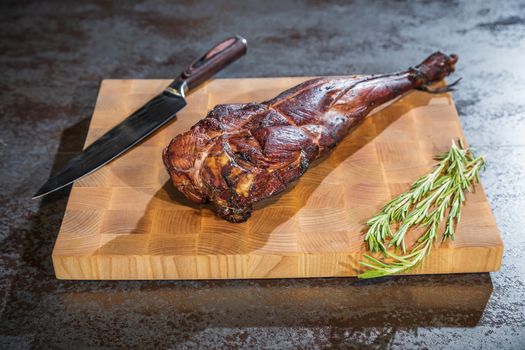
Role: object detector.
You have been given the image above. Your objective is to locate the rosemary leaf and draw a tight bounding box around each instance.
[358,139,486,279]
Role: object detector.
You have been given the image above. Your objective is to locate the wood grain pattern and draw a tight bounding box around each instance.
[52,78,503,280]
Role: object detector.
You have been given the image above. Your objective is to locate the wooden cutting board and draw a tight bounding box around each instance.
[52,77,503,280]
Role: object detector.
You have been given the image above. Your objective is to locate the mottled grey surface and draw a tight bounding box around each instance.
[1,0,524,349]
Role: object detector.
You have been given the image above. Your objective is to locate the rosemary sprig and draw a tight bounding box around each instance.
[358,139,486,279]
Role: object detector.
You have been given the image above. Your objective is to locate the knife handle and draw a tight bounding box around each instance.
[172,35,247,92]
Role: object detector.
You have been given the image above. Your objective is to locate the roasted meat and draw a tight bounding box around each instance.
[163,52,458,222]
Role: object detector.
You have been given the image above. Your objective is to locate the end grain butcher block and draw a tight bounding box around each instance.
[52,77,503,280]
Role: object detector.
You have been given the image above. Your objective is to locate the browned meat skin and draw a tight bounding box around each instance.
[163,52,458,222]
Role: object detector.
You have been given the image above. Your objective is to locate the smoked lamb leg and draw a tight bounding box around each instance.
[163,52,458,222]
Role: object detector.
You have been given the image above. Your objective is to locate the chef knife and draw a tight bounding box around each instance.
[33,35,247,199]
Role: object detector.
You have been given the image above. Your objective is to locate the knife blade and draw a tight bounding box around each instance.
[33,35,247,199]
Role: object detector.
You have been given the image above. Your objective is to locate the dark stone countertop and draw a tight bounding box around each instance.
[1,1,524,349]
